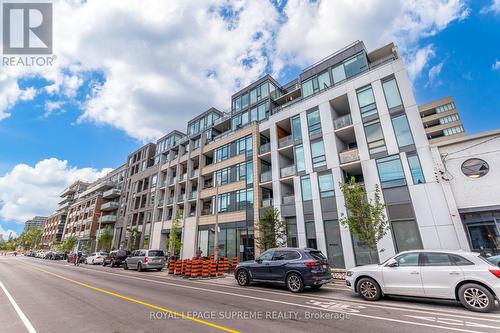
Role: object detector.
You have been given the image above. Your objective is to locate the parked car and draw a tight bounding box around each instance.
[345,250,500,313]
[234,247,332,293]
[124,249,165,271]
[486,255,500,267]
[85,252,108,265]
[103,250,130,267]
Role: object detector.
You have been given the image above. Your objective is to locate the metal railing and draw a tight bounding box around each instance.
[334,114,353,130]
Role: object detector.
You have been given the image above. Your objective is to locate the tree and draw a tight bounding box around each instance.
[339,176,389,264]
[60,236,77,253]
[126,227,141,251]
[167,209,183,258]
[97,226,113,252]
[255,208,287,251]
[19,227,44,250]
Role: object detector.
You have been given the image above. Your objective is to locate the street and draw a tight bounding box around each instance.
[0,256,499,333]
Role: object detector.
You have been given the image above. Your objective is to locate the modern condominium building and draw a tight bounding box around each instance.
[23,216,48,232]
[419,96,465,144]
[41,212,67,248]
[140,41,468,268]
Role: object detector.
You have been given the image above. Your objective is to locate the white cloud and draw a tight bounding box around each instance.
[0,0,470,140]
[0,225,18,240]
[0,158,112,224]
[43,101,65,118]
[481,0,500,14]
[427,61,444,85]
[492,60,500,71]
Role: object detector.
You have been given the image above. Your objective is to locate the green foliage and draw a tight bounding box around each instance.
[339,177,388,263]
[17,227,43,250]
[97,226,113,252]
[167,209,183,257]
[126,227,142,251]
[255,207,287,251]
[60,236,77,253]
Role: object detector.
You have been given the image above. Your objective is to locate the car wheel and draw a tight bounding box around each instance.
[236,269,250,286]
[357,277,382,301]
[110,260,115,268]
[310,285,322,290]
[157,268,162,271]
[458,283,495,313]
[286,273,304,293]
[123,262,128,270]
[137,262,143,272]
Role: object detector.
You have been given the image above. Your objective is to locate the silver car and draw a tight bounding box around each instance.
[124,249,165,272]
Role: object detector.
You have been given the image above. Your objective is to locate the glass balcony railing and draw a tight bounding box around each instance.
[282,195,295,205]
[191,169,199,178]
[167,197,174,205]
[201,208,213,216]
[189,191,198,199]
[98,215,117,224]
[157,200,164,208]
[278,135,293,148]
[334,114,353,130]
[339,148,360,164]
[261,198,273,208]
[100,201,119,211]
[260,170,272,182]
[280,165,296,178]
[259,142,271,154]
[178,194,185,202]
[102,188,121,199]
[169,177,176,185]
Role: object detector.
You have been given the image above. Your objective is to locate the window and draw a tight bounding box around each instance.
[317,71,331,90]
[192,138,200,150]
[301,175,313,201]
[318,173,335,198]
[307,109,322,136]
[301,78,314,98]
[382,78,403,110]
[286,218,297,247]
[295,145,306,172]
[364,119,386,154]
[391,220,423,252]
[422,253,452,266]
[241,93,249,110]
[394,253,419,267]
[332,63,346,84]
[258,250,274,261]
[301,71,331,98]
[215,144,230,162]
[435,102,455,113]
[305,221,317,249]
[439,114,459,124]
[407,153,425,184]
[292,115,302,142]
[310,140,327,168]
[461,158,489,178]
[376,155,406,188]
[449,254,474,266]
[233,96,241,113]
[443,125,464,136]
[273,250,300,260]
[356,85,378,118]
[343,53,367,78]
[392,114,414,148]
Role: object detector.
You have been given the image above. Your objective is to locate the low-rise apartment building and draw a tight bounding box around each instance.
[419,96,465,144]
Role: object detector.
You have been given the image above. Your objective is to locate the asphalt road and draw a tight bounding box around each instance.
[1,256,500,333]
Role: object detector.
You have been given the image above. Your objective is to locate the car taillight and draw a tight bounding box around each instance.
[144,257,149,263]
[304,261,321,267]
[96,256,101,259]
[489,269,500,278]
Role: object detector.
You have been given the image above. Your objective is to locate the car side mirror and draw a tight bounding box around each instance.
[255,258,263,263]
[387,259,399,267]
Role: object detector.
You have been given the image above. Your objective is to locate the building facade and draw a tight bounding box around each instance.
[24,216,48,232]
[431,129,500,257]
[419,96,465,144]
[41,212,67,248]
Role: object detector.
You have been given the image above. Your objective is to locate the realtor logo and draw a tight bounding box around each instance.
[2,2,53,54]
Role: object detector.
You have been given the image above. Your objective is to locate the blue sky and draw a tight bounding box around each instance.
[0,0,499,238]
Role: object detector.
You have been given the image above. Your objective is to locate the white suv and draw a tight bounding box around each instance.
[346,250,500,312]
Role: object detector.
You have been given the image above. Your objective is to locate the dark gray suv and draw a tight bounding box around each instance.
[235,247,332,292]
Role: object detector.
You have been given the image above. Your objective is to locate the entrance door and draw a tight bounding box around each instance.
[324,220,345,268]
[467,222,500,256]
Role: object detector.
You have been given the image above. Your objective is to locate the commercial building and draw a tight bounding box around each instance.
[23,216,48,232]
[431,129,500,256]
[419,96,465,144]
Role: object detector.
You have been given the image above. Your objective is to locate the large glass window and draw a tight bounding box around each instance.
[392,114,414,148]
[407,153,425,185]
[317,71,331,90]
[332,63,346,84]
[286,218,298,247]
[241,93,249,110]
[356,85,378,118]
[292,115,302,142]
[382,78,403,110]
[307,109,322,136]
[392,220,423,252]
[364,119,386,155]
[305,220,317,249]
[295,145,306,172]
[300,175,313,201]
[310,139,327,168]
[376,155,406,188]
[301,71,330,98]
[344,53,367,78]
[318,173,335,198]
[301,79,314,98]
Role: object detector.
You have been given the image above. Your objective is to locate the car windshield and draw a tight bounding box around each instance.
[148,251,164,257]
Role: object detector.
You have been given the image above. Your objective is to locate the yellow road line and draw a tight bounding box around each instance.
[26,264,240,333]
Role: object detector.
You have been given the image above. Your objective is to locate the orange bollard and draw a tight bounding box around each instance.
[231,257,238,272]
[175,260,182,276]
[202,259,209,278]
[168,259,175,274]
[209,259,217,277]
[185,259,192,277]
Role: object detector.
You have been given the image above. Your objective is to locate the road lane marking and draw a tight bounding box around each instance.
[406,316,500,329]
[28,266,239,333]
[0,281,38,333]
[21,262,488,333]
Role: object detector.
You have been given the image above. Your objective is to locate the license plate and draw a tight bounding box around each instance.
[322,265,328,269]
[153,259,161,262]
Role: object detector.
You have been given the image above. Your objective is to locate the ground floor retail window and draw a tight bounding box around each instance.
[352,234,379,265]
[286,217,298,247]
[463,217,500,256]
[305,220,317,249]
[391,219,423,252]
[197,223,254,261]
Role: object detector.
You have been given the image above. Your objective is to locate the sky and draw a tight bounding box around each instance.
[0,0,499,238]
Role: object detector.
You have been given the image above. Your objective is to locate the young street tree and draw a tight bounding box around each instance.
[60,236,77,253]
[19,227,44,250]
[97,226,113,252]
[339,176,389,264]
[126,227,141,251]
[167,209,183,258]
[255,207,287,251]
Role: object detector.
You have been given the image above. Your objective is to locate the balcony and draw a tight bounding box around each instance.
[102,188,121,199]
[189,191,198,200]
[179,174,187,182]
[280,165,296,178]
[282,195,295,205]
[339,148,360,164]
[278,135,293,148]
[259,142,271,155]
[159,180,167,188]
[167,197,174,205]
[260,170,272,183]
[261,198,273,208]
[157,200,164,208]
[168,177,176,185]
[190,169,199,178]
[100,201,119,211]
[201,208,213,216]
[99,214,117,224]
[178,193,185,202]
[334,114,353,130]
